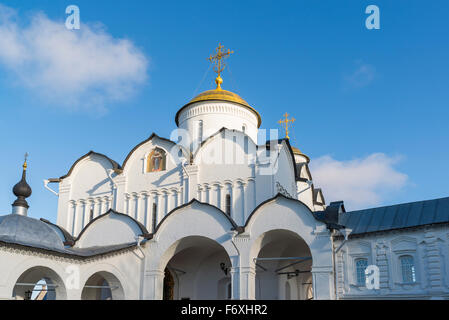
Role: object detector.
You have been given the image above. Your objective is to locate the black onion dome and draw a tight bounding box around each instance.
[12,164,32,209]
[13,170,32,198]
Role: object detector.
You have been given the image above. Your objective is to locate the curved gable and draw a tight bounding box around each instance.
[244,194,327,245]
[153,199,240,237]
[122,133,188,172]
[193,127,257,163]
[75,209,150,248]
[59,151,122,181]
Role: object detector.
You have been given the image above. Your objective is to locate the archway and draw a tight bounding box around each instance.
[161,236,232,300]
[12,266,67,300]
[81,271,124,300]
[252,229,313,300]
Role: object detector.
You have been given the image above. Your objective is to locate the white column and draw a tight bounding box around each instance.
[202,185,209,203]
[237,266,256,300]
[197,185,203,202]
[142,193,149,227]
[83,200,91,228]
[173,189,179,209]
[74,201,83,236]
[68,200,76,236]
[152,192,160,227]
[115,176,127,212]
[137,193,145,223]
[130,193,138,219]
[311,266,334,300]
[162,191,168,217]
[143,270,165,300]
[233,182,244,225]
[211,184,220,208]
[245,179,256,220]
[219,184,226,212]
[185,165,199,202]
[93,198,101,218]
[124,194,130,215]
[225,183,233,216]
[135,194,141,221]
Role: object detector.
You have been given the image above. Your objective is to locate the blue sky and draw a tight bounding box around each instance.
[0,0,448,222]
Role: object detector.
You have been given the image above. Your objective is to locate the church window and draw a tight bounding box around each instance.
[355,258,368,286]
[242,124,246,133]
[225,194,231,216]
[152,203,157,232]
[147,148,166,172]
[226,282,232,300]
[400,255,416,283]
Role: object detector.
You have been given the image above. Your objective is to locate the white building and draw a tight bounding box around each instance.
[1,54,448,300]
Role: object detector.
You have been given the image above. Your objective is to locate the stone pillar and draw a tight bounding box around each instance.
[185,165,199,202]
[143,270,165,300]
[56,184,71,228]
[423,229,444,294]
[115,176,127,212]
[375,241,390,293]
[311,266,334,300]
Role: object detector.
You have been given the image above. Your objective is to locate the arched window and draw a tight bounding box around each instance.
[400,255,416,283]
[225,194,231,216]
[147,148,166,172]
[355,258,368,286]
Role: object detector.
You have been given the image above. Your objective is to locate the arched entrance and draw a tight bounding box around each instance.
[161,236,232,300]
[81,271,124,300]
[12,266,67,300]
[252,229,313,300]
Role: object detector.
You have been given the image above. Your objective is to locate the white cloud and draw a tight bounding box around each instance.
[0,4,148,113]
[344,61,376,88]
[310,153,408,210]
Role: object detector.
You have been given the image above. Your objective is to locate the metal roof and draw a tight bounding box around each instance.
[0,214,140,258]
[340,197,449,235]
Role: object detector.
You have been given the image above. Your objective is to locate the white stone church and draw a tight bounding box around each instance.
[1,47,448,300]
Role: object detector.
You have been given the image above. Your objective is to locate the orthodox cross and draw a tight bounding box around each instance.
[208,44,233,89]
[278,113,296,140]
[23,152,29,170]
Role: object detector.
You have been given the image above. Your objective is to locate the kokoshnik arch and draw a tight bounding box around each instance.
[1,45,449,300]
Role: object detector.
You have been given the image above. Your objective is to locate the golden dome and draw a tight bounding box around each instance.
[292,146,302,155]
[292,146,310,163]
[175,85,262,128]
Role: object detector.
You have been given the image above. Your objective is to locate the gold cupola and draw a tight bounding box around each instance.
[175,44,261,128]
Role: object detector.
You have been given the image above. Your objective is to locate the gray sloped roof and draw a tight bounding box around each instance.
[0,214,139,258]
[0,214,65,251]
[340,197,449,235]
